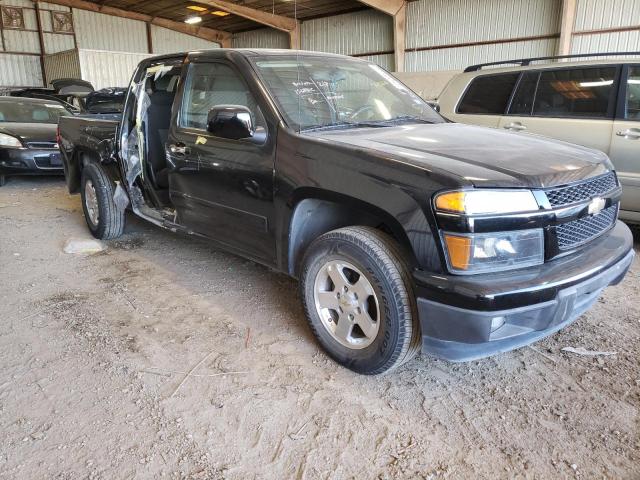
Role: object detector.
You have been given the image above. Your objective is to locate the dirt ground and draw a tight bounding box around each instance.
[1,177,639,480]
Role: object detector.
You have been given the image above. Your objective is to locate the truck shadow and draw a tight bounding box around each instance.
[110,211,312,343]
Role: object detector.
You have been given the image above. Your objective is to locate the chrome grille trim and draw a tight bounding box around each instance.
[545,172,617,207]
[556,205,618,250]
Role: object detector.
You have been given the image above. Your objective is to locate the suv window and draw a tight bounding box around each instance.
[626,65,640,120]
[509,72,538,116]
[533,67,616,118]
[179,62,264,130]
[457,73,519,114]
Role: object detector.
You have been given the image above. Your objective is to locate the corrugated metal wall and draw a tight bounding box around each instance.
[571,0,640,55]
[0,53,42,86]
[43,48,80,86]
[407,38,559,71]
[1,0,39,53]
[575,0,640,30]
[39,3,74,54]
[0,0,227,87]
[407,0,559,47]
[301,9,393,69]
[72,8,147,53]
[0,0,41,85]
[2,1,640,87]
[151,25,220,54]
[229,11,394,68]
[406,0,561,71]
[229,1,564,72]
[78,49,151,89]
[43,48,150,89]
[233,28,289,49]
[572,30,640,55]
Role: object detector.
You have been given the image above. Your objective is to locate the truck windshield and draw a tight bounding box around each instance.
[252,55,443,131]
[0,100,72,123]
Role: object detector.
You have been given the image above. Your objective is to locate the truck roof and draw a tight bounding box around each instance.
[141,48,360,65]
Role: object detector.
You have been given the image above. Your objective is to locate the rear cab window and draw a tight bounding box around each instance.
[457,73,519,114]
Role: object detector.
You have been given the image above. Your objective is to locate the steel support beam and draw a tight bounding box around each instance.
[195,0,299,49]
[43,0,232,46]
[558,0,577,56]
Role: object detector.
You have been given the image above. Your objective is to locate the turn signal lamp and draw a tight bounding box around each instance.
[435,190,539,215]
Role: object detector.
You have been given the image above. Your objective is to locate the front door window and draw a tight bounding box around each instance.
[179,62,265,135]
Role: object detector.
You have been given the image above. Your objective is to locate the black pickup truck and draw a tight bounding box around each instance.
[58,49,634,374]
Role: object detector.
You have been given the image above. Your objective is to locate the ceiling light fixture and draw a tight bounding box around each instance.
[185,15,203,24]
[211,10,230,16]
[187,5,207,12]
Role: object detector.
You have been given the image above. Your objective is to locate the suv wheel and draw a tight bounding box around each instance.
[0,175,6,187]
[80,162,124,239]
[300,226,421,374]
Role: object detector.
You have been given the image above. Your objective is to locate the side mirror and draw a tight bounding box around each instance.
[426,100,440,113]
[206,105,255,140]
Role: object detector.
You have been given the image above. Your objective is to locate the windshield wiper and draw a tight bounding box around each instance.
[381,115,436,124]
[301,121,393,132]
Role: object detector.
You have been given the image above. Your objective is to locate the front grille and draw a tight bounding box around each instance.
[556,205,617,250]
[34,153,62,169]
[545,172,617,207]
[27,141,57,149]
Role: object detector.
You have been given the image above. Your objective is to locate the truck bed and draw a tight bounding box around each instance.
[58,112,122,193]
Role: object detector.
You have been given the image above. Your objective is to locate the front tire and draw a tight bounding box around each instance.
[0,175,6,187]
[300,226,421,375]
[80,162,124,239]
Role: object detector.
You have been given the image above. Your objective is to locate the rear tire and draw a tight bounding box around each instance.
[300,226,421,375]
[80,162,124,239]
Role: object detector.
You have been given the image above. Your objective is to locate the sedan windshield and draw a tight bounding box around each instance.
[0,101,72,123]
[252,55,443,131]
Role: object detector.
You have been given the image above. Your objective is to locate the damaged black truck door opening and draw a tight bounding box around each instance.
[58,49,634,375]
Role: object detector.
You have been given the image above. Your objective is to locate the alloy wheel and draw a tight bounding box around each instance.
[313,260,380,349]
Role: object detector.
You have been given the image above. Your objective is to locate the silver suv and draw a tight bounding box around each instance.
[438,53,640,223]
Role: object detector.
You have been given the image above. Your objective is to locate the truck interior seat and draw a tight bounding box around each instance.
[145,85,175,189]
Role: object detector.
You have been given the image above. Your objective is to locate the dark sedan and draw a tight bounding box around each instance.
[0,97,74,186]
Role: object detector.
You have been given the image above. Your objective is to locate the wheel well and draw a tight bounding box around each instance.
[66,149,88,194]
[68,150,116,194]
[287,197,417,277]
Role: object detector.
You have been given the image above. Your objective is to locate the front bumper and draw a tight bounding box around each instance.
[414,221,635,362]
[0,147,64,175]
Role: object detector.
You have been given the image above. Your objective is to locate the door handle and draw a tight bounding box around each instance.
[503,122,527,131]
[169,143,190,155]
[616,129,640,139]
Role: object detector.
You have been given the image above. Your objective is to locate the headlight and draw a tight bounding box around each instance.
[0,133,23,148]
[435,190,539,215]
[442,229,544,274]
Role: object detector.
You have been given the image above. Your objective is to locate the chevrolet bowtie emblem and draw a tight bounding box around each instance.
[588,197,606,215]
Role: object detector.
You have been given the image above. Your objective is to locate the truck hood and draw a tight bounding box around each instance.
[307,122,611,188]
[0,123,57,144]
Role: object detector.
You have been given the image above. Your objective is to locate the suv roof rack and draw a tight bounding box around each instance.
[463,51,640,72]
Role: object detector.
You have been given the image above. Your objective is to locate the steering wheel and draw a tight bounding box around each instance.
[348,104,375,120]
